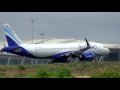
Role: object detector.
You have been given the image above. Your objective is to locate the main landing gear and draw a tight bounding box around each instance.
[48,58,70,64]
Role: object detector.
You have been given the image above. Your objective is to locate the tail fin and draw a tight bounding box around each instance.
[3,24,22,46]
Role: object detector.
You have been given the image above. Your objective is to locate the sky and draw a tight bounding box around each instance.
[0,12,120,44]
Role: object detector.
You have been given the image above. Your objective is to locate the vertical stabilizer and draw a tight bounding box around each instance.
[3,24,22,46]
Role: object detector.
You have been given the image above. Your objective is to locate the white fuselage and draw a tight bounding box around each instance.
[21,42,110,58]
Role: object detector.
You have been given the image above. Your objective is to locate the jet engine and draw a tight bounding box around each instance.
[78,51,95,61]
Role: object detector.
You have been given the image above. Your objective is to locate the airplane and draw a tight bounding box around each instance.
[0,24,110,63]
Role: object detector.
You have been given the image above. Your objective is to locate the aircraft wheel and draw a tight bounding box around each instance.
[48,60,55,64]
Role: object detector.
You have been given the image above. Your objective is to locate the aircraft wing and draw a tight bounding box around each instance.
[61,38,91,57]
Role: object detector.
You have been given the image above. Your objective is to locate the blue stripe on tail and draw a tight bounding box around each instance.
[6,35,18,46]
[3,25,21,46]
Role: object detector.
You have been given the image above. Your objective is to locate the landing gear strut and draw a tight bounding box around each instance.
[48,59,55,64]
[78,55,84,61]
[48,58,71,64]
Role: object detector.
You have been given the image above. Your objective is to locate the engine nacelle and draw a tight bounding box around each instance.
[79,51,95,61]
